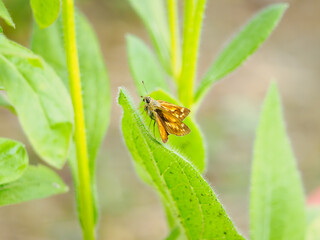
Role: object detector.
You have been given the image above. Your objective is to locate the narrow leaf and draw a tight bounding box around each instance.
[0,35,74,169]
[128,0,171,73]
[146,89,206,172]
[0,37,42,61]
[0,138,28,185]
[31,12,111,224]
[165,227,181,240]
[30,0,60,29]
[119,88,244,240]
[0,165,68,206]
[195,3,288,103]
[31,13,111,168]
[0,0,15,28]
[30,16,68,85]
[250,83,305,240]
[127,35,169,96]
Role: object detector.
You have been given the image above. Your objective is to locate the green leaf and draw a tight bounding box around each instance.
[195,3,288,103]
[31,12,111,225]
[146,89,206,172]
[118,88,244,240]
[0,165,68,206]
[250,83,305,240]
[30,0,60,29]
[0,0,15,28]
[0,35,74,169]
[0,138,28,185]
[127,34,169,96]
[128,0,171,74]
[0,92,15,113]
[165,227,181,240]
[30,16,68,85]
[0,37,42,61]
[31,13,111,166]
[307,206,320,240]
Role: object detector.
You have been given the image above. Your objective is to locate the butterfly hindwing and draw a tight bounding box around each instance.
[155,111,168,143]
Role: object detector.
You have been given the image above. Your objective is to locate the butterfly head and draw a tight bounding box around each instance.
[142,96,151,104]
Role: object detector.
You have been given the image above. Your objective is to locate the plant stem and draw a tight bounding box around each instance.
[179,0,194,107]
[167,0,181,82]
[61,0,95,239]
[179,0,206,108]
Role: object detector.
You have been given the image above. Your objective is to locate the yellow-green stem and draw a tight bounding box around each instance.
[167,0,181,82]
[179,0,194,107]
[179,0,206,108]
[61,0,95,239]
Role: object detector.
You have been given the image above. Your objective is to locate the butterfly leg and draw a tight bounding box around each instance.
[136,104,145,111]
[135,104,146,117]
[142,112,148,124]
[148,117,153,130]
[153,120,156,138]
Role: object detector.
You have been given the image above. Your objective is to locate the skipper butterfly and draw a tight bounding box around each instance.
[142,96,191,143]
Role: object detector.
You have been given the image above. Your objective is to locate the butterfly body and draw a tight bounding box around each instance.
[142,96,191,143]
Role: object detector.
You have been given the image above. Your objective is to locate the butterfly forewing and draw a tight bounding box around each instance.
[157,100,190,121]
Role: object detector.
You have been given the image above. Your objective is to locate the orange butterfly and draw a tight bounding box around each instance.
[142,96,191,143]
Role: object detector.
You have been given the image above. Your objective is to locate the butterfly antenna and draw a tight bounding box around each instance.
[142,81,149,95]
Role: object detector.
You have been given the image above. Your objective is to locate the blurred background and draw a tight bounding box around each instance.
[0,0,319,239]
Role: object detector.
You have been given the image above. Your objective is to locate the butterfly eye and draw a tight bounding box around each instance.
[146,98,150,104]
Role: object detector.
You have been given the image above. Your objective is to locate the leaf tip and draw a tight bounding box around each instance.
[266,81,280,100]
[52,181,69,193]
[8,21,16,29]
[118,86,123,97]
[125,33,135,42]
[267,2,290,16]
[117,87,127,106]
[276,2,290,11]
